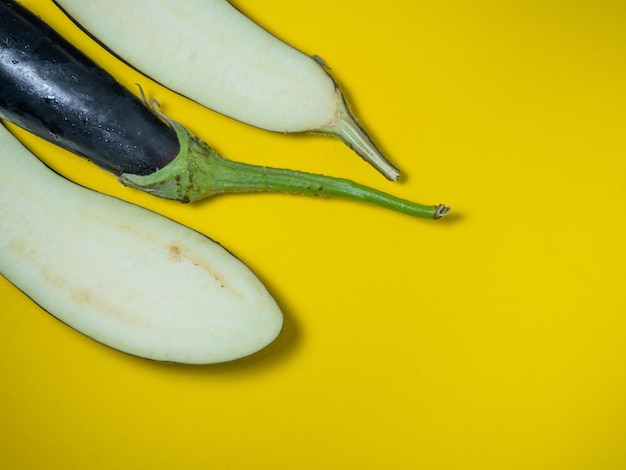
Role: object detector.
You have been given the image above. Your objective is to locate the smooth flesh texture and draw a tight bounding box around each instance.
[54,0,401,180]
[0,0,180,176]
[55,0,338,130]
[0,123,283,364]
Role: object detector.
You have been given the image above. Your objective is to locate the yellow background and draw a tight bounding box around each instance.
[2,0,625,468]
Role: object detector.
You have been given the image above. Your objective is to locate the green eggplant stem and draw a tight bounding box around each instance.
[210,158,448,219]
[120,117,449,220]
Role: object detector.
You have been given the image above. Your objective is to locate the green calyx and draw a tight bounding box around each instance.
[119,118,220,203]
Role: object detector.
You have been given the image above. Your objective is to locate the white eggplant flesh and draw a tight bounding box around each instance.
[0,124,283,364]
[53,0,401,181]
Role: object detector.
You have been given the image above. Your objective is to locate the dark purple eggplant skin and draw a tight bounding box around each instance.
[0,0,180,176]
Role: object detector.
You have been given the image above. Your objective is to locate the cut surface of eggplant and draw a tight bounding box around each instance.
[0,123,283,364]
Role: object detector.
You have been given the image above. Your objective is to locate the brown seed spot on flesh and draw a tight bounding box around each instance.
[74,289,93,304]
[168,245,182,261]
[8,240,27,254]
[167,244,239,294]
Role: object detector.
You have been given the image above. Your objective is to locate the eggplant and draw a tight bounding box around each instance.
[0,0,449,219]
[0,0,179,176]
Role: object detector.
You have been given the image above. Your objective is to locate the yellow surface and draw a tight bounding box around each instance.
[2,0,625,468]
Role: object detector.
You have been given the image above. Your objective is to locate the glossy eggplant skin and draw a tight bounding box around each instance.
[0,0,179,176]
